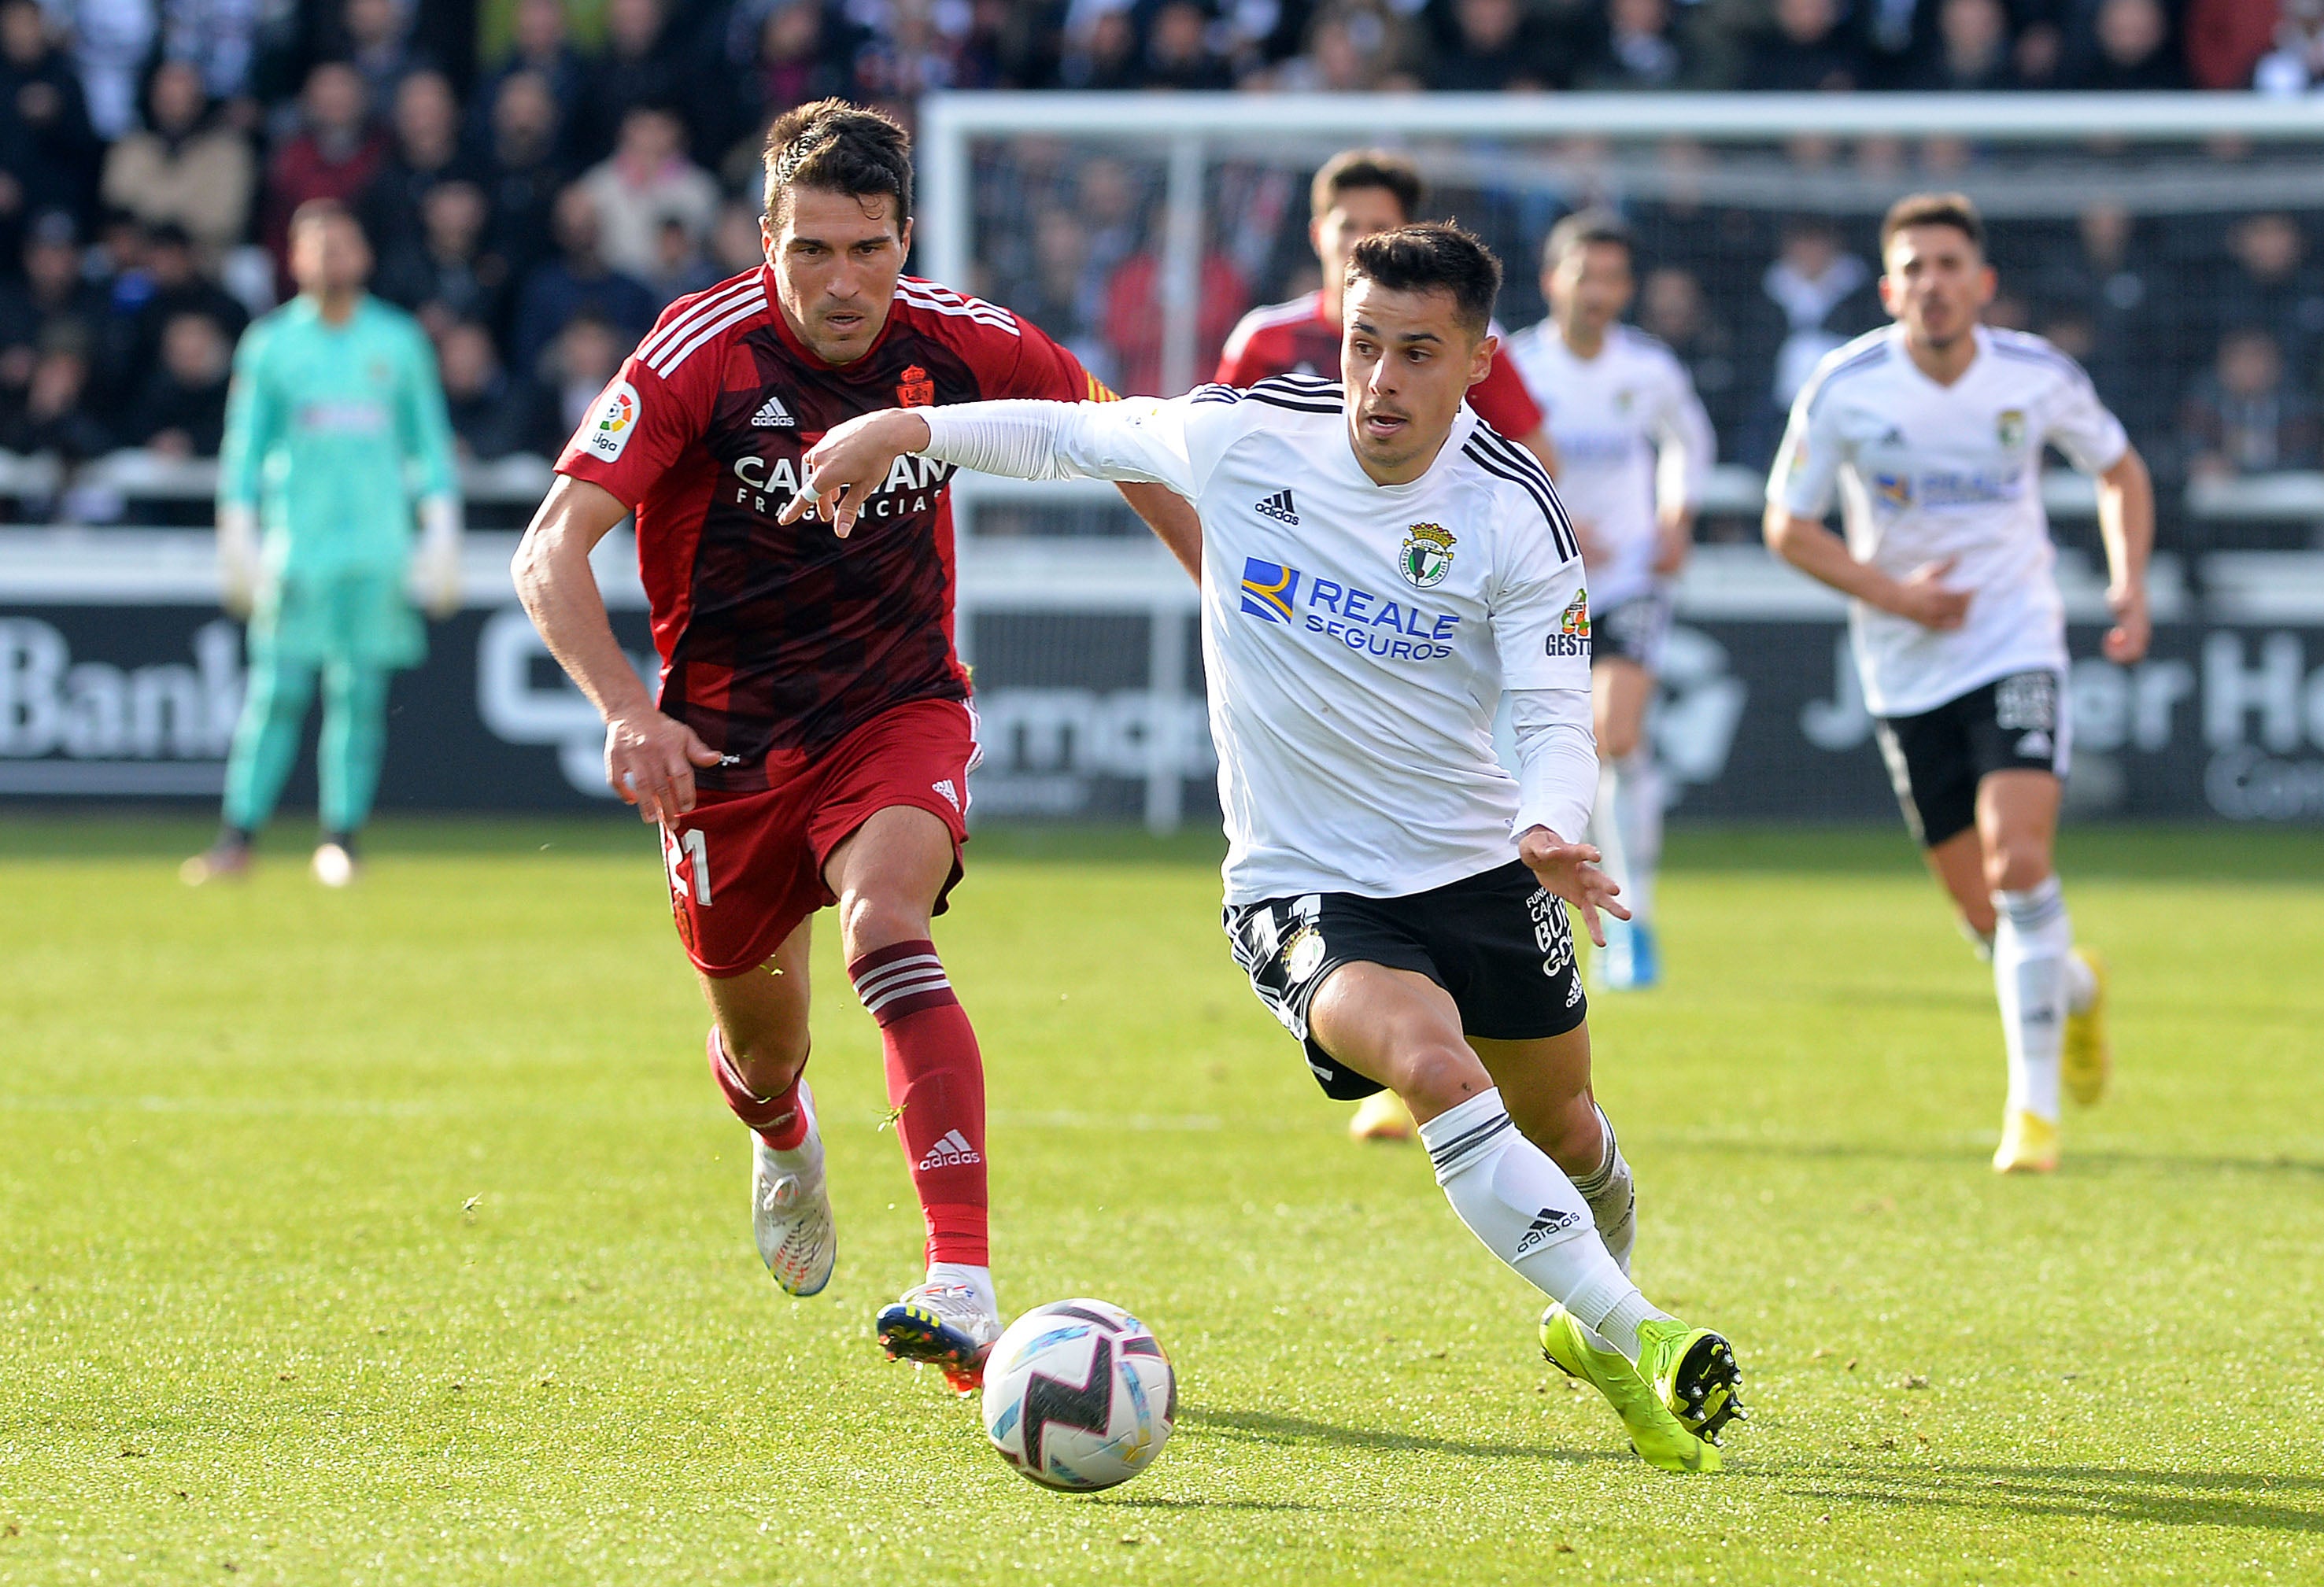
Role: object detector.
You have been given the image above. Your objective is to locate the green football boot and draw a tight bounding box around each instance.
[1539,1305,1731,1472]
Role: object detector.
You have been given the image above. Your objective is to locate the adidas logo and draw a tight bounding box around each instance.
[1254,488,1299,525]
[2016,729,2052,758]
[932,778,959,811]
[918,1128,982,1170]
[1513,1205,1579,1257]
[752,394,795,428]
[1879,426,1907,446]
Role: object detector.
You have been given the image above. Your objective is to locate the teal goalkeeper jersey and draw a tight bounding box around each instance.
[218,294,456,577]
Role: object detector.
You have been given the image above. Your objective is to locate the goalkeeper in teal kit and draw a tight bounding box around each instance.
[184,201,461,888]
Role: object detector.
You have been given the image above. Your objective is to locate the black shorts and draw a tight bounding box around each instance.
[1223,861,1588,1102]
[1592,589,1673,672]
[1873,670,2071,848]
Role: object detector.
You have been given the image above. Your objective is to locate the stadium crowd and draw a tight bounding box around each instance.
[2,0,2322,521]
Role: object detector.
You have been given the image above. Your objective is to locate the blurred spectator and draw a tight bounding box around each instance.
[110,221,248,394]
[1140,1,1236,90]
[1272,2,1417,92]
[158,0,266,105]
[645,213,721,306]
[341,0,433,111]
[2186,0,2286,89]
[1638,263,1748,442]
[511,184,656,376]
[855,0,976,106]
[376,180,510,340]
[584,0,688,162]
[124,309,231,455]
[542,312,629,440]
[66,0,157,140]
[1905,0,2023,89]
[363,69,470,255]
[1020,204,1108,371]
[2062,0,2186,89]
[1059,6,1143,90]
[0,330,114,460]
[1102,218,1247,395]
[1582,0,1694,90]
[2214,212,2324,372]
[2181,327,2319,479]
[260,63,387,276]
[481,71,567,286]
[0,212,105,397]
[2036,201,2172,427]
[2250,0,2324,93]
[710,199,767,276]
[578,105,720,283]
[476,0,589,151]
[1,0,103,229]
[733,0,856,161]
[437,317,546,459]
[1747,216,1879,459]
[1429,0,1556,91]
[1744,0,1868,91]
[100,59,256,264]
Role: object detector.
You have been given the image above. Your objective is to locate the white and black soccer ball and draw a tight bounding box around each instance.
[980,1298,1176,1492]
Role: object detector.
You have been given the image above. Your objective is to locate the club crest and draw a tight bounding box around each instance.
[1997,408,2027,449]
[1398,522,1456,589]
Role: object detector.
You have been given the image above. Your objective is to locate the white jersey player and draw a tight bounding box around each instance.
[1764,192,2156,1175]
[790,223,1745,1471]
[1506,211,1714,990]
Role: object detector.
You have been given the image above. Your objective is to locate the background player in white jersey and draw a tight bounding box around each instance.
[1764,193,2154,1174]
[1506,212,1714,991]
[790,224,1745,1471]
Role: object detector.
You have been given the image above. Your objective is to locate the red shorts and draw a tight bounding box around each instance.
[660,698,977,978]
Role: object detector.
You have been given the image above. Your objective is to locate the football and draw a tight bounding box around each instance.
[980,1298,1177,1492]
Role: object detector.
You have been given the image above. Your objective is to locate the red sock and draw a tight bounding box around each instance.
[849,939,988,1267]
[705,1028,808,1150]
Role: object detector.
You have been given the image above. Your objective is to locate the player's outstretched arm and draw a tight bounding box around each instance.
[1763,505,1971,632]
[791,398,1202,541]
[779,409,935,538]
[513,474,718,823]
[2093,445,2154,664]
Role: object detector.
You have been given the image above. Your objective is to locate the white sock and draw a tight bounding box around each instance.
[1993,877,2071,1124]
[1568,1105,1636,1277]
[1609,749,1661,925]
[2064,948,2096,1014]
[927,1260,997,1318]
[1419,1088,1668,1362]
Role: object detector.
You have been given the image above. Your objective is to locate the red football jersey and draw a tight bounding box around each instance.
[556,268,1109,789]
[1214,290,1544,440]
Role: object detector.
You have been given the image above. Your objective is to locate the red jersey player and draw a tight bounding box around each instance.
[512,100,1199,1393]
[1217,149,1559,478]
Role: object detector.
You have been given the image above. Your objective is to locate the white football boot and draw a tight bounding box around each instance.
[876,1279,1003,1395]
[751,1079,836,1296]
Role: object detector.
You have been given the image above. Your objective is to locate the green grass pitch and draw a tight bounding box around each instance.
[2,816,2321,1585]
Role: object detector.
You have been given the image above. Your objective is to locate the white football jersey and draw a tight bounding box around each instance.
[1033,375,1590,905]
[1503,322,1714,611]
[1768,324,2128,718]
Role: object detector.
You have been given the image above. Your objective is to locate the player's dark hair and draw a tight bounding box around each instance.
[1543,208,1632,271]
[1345,223,1502,338]
[763,98,912,227]
[1311,149,1423,223]
[1880,191,1984,257]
